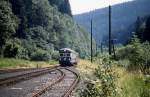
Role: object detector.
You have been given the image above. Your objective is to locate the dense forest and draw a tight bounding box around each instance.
[74,0,150,45]
[0,0,94,61]
[135,16,150,42]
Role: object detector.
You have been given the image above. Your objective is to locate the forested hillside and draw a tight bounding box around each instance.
[74,0,150,44]
[0,0,93,60]
[135,16,150,42]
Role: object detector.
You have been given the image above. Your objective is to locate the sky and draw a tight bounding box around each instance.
[69,0,134,15]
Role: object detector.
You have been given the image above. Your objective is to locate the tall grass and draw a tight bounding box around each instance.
[76,59,98,75]
[0,58,57,69]
[77,59,150,97]
[114,67,148,97]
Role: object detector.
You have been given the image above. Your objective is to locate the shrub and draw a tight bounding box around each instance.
[140,87,150,97]
[116,36,150,72]
[4,44,18,58]
[80,58,118,97]
[94,65,118,97]
[30,49,51,61]
[142,76,150,97]
[80,80,102,97]
[51,51,59,60]
[141,42,150,74]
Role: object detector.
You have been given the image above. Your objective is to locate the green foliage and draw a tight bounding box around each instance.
[116,35,150,73]
[127,35,144,70]
[78,58,149,97]
[80,80,102,97]
[30,49,51,61]
[51,51,59,60]
[0,0,19,56]
[80,59,118,97]
[3,42,18,58]
[94,62,117,97]
[141,42,150,74]
[143,16,150,42]
[0,58,30,68]
[119,75,148,97]
[0,0,94,60]
[140,85,150,97]
[135,16,150,43]
[0,58,57,68]
[48,0,72,16]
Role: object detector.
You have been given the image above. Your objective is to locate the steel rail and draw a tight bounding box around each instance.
[62,68,80,97]
[31,69,65,97]
[30,67,79,97]
[0,66,58,86]
[0,68,36,74]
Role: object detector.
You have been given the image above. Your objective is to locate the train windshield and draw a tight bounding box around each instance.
[66,53,70,56]
[60,53,63,56]
[60,53,70,57]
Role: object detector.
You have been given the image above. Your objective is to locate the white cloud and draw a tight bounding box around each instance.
[69,0,134,14]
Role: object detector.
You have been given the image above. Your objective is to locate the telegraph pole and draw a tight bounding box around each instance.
[91,19,93,63]
[109,6,112,55]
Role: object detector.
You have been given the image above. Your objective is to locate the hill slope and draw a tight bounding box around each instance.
[74,0,150,44]
[0,0,94,60]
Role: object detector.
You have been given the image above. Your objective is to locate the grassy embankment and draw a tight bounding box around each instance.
[77,59,150,97]
[0,58,58,69]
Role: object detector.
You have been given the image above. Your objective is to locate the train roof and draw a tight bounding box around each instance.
[59,48,78,54]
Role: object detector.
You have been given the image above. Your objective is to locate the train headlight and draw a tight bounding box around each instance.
[69,58,71,61]
[64,58,66,60]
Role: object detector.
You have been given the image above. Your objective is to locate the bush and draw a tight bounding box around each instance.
[4,44,18,58]
[116,45,134,60]
[116,36,150,72]
[30,49,51,61]
[141,42,150,74]
[94,64,118,97]
[80,58,118,97]
[51,51,59,60]
[140,87,150,97]
[80,80,102,97]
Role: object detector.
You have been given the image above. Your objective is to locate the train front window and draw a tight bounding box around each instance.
[67,53,70,57]
[60,53,63,56]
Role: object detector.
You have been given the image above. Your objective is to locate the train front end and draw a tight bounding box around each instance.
[59,48,78,66]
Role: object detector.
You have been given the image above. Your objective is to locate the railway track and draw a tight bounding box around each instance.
[62,68,79,97]
[0,66,79,97]
[32,67,79,97]
[0,66,58,86]
[0,68,36,74]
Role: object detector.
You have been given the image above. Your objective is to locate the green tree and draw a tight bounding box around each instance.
[0,0,19,57]
[2,0,94,59]
[143,17,150,42]
[48,0,72,16]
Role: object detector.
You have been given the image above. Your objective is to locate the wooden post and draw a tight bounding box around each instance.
[109,6,112,55]
[91,19,93,63]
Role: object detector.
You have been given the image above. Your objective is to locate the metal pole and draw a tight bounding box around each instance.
[109,6,112,55]
[91,19,93,63]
